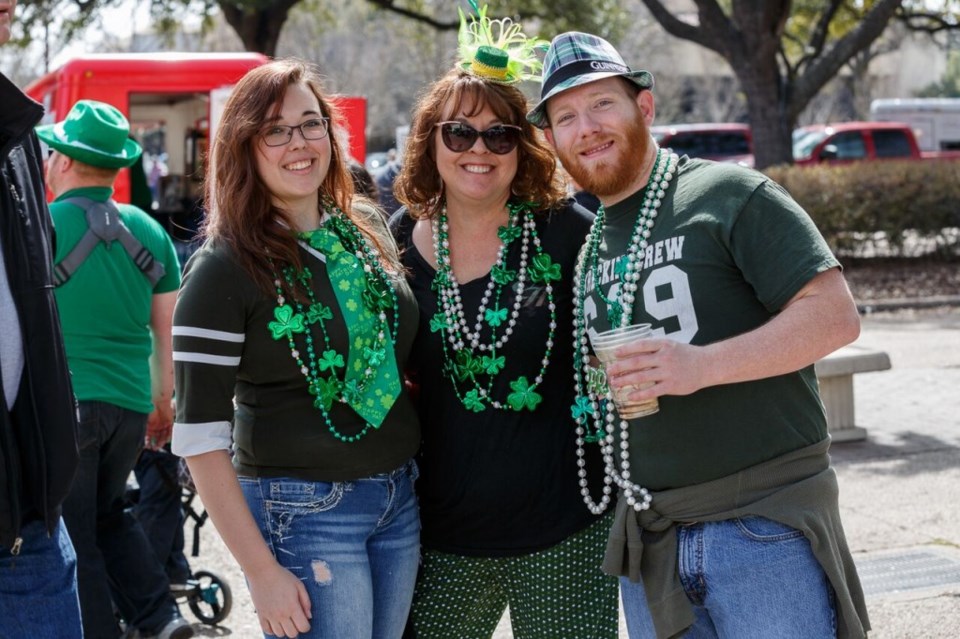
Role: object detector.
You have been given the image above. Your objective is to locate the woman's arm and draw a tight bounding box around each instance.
[186,450,313,638]
[146,291,177,449]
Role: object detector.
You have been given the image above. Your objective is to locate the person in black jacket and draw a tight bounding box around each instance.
[0,1,83,634]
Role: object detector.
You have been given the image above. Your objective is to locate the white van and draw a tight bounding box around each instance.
[870,98,960,152]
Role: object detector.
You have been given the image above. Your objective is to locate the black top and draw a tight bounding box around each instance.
[0,72,79,547]
[392,201,609,556]
[374,161,402,216]
[173,235,421,482]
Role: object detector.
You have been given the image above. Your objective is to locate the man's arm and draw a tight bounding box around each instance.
[146,290,177,448]
[607,268,861,398]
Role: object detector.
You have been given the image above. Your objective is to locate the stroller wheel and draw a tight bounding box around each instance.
[187,570,233,625]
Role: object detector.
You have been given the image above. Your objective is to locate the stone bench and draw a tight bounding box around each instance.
[815,345,892,442]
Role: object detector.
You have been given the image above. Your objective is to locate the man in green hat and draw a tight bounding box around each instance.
[1,1,83,635]
[37,100,192,639]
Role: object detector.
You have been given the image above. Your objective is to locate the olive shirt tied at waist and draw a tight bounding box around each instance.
[602,438,869,639]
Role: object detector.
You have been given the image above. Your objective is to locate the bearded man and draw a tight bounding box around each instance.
[527,32,870,639]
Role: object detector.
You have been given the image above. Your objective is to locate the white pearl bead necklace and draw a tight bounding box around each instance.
[572,148,679,514]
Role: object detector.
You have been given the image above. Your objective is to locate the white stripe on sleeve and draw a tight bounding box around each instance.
[173,326,246,342]
[172,421,233,457]
[173,352,242,366]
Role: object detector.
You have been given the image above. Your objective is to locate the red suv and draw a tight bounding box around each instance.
[650,123,754,167]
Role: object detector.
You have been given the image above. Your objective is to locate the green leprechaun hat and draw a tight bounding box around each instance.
[36,100,142,169]
[457,2,548,85]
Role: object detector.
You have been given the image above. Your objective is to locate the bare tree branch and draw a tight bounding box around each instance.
[898,10,960,33]
[640,0,718,50]
[797,0,846,70]
[363,0,458,30]
[792,0,901,115]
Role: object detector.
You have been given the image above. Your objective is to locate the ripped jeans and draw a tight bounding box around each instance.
[240,460,420,639]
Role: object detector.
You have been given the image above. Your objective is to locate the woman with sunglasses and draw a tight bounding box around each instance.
[171,59,421,638]
[389,7,617,639]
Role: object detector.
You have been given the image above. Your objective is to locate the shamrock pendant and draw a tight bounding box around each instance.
[269,305,306,340]
[507,376,542,411]
[606,301,623,328]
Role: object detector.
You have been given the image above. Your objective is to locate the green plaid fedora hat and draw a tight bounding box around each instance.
[36,100,142,169]
[526,32,654,129]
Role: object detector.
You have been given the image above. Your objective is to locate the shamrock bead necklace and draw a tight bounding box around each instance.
[429,200,561,413]
[267,206,399,443]
[570,147,679,514]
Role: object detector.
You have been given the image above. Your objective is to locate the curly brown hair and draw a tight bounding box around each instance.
[203,58,396,294]
[394,68,565,219]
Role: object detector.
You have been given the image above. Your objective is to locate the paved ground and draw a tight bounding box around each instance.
[180,306,960,638]
[829,306,960,639]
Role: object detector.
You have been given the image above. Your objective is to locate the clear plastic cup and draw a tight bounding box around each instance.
[589,323,659,419]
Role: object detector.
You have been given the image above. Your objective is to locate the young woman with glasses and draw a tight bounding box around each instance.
[170,59,421,638]
[388,8,618,638]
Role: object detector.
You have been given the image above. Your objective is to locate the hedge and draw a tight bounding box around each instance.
[763,160,960,257]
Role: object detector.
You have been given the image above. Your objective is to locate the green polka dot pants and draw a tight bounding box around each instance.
[411,513,618,638]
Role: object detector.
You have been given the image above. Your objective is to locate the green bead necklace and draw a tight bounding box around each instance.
[429,200,561,413]
[267,206,400,443]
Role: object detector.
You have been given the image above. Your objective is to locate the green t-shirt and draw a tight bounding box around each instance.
[583,158,839,490]
[52,186,181,413]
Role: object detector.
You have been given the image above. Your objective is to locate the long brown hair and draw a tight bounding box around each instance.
[203,58,397,293]
[394,68,565,219]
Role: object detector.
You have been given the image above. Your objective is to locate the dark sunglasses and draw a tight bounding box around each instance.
[435,121,522,155]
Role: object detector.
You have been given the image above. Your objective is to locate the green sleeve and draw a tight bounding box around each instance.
[730,179,839,313]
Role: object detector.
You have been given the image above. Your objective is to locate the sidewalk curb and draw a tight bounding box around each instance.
[857,295,960,314]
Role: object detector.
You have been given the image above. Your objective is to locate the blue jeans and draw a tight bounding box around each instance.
[0,518,83,638]
[61,401,178,638]
[134,448,192,584]
[240,460,421,639]
[173,239,201,271]
[621,516,837,639]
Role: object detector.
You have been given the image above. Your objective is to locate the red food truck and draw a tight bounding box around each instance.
[25,52,367,218]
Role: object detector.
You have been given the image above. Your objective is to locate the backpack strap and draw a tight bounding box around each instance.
[54,197,166,287]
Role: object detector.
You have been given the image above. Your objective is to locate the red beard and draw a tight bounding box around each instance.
[559,115,651,199]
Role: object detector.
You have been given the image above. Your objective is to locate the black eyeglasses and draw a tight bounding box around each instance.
[261,118,330,147]
[435,121,522,155]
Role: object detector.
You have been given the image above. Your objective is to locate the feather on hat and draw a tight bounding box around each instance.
[457,1,548,84]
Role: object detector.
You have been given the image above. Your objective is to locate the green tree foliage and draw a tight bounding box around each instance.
[14,0,625,58]
[10,0,126,71]
[917,50,960,97]
[11,0,122,47]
